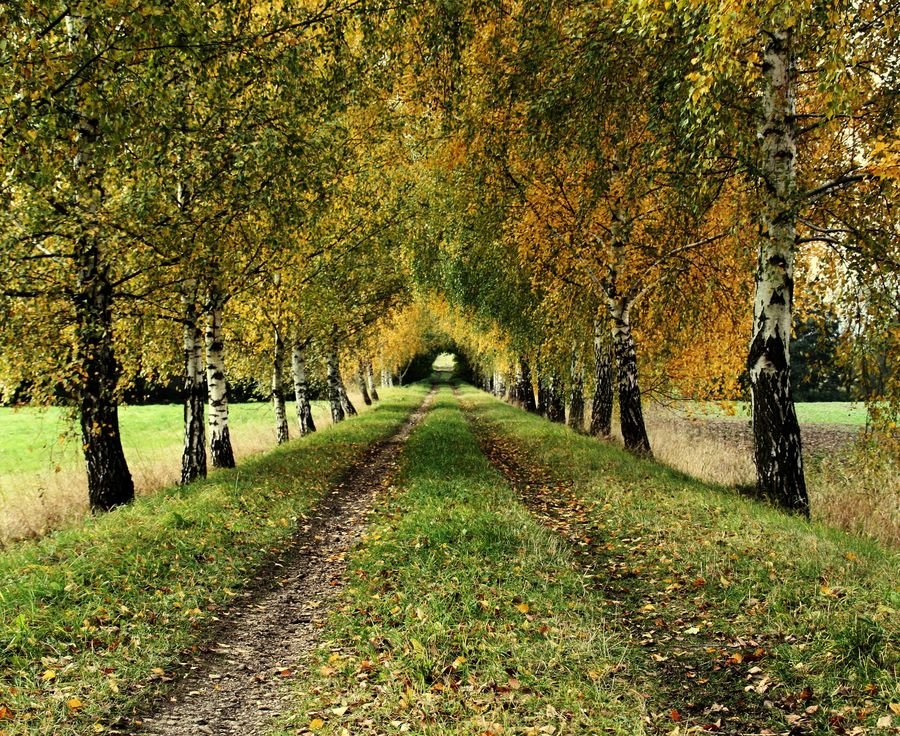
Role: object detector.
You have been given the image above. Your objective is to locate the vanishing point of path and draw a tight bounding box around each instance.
[130,389,436,736]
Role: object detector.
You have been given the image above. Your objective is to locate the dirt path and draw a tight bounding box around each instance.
[461,407,799,736]
[129,390,435,736]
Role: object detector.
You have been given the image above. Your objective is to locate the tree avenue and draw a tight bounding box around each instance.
[1,0,896,521]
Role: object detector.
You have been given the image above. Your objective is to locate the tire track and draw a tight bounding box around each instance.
[128,389,436,736]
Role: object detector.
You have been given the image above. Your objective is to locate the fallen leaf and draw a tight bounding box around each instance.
[42,669,56,681]
[67,697,84,710]
[309,717,325,730]
[515,603,529,614]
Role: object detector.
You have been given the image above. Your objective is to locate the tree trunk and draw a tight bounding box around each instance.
[326,349,346,424]
[357,363,372,405]
[567,350,585,431]
[590,317,614,437]
[180,293,206,484]
[546,374,566,423]
[493,372,506,399]
[69,56,133,511]
[508,365,522,405]
[339,374,358,417]
[205,289,235,468]
[290,340,316,435]
[518,356,537,412]
[609,300,651,454]
[536,370,548,416]
[749,27,808,515]
[75,237,135,511]
[272,328,289,445]
[366,361,380,401]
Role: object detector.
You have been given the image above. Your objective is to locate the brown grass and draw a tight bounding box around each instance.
[632,418,899,548]
[0,392,371,546]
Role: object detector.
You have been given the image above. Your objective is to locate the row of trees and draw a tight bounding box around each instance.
[1,0,896,520]
[397,0,898,516]
[0,1,419,510]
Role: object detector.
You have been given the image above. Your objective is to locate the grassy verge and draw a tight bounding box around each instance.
[0,385,426,736]
[0,393,371,544]
[461,386,899,734]
[274,388,642,735]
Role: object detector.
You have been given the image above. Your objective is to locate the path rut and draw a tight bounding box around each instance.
[129,390,435,736]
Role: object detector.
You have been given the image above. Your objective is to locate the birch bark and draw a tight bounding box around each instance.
[272,328,289,445]
[609,298,651,454]
[290,340,316,435]
[567,349,585,431]
[589,317,614,438]
[181,292,206,484]
[366,361,380,401]
[68,16,134,510]
[357,363,372,405]
[748,28,808,514]
[326,349,346,424]
[205,288,235,468]
[518,356,537,412]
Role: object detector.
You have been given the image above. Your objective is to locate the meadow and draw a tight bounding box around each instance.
[0,393,368,544]
[669,400,869,425]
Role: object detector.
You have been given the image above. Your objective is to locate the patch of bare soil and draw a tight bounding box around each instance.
[648,417,860,459]
[127,391,434,736]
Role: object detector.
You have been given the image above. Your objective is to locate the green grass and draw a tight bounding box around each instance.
[460,387,898,733]
[274,387,641,735]
[672,400,868,425]
[431,352,457,372]
[0,400,333,478]
[0,386,427,735]
[0,397,370,544]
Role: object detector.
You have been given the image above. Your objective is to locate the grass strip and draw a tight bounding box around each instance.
[459,386,899,734]
[275,387,643,736]
[0,385,427,735]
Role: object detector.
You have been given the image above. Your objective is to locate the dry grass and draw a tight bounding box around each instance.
[0,392,371,546]
[633,419,899,548]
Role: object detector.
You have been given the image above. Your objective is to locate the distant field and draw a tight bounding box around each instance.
[670,400,869,426]
[0,393,372,543]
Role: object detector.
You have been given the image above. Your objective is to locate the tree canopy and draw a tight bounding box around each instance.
[1,0,897,515]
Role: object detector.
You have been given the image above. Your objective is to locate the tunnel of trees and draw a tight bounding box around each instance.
[0,1,897,518]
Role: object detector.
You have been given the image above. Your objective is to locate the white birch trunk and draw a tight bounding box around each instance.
[357,361,372,405]
[326,349,346,424]
[181,290,206,484]
[290,339,316,435]
[590,316,614,438]
[272,328,289,445]
[205,289,235,468]
[366,361,380,401]
[748,28,808,514]
[609,298,651,454]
